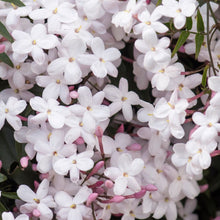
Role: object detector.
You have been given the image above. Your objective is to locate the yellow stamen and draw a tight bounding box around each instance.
[5,108,9,113]
[16,65,21,70]
[32,40,37,45]
[177,176,181,181]
[157,169,163,174]
[188,156,192,162]
[87,106,92,111]
[129,211,135,217]
[121,97,127,101]
[56,79,61,84]
[79,122,83,127]
[151,47,156,51]
[47,132,52,141]
[53,8,58,14]
[145,21,151,25]
[164,197,169,202]
[168,102,175,109]
[47,109,51,115]
[116,147,123,152]
[69,57,75,62]
[123,172,128,177]
[33,198,40,204]
[70,204,76,209]
[53,151,58,156]
[14,89,19,94]
[159,69,165,73]
[72,160,77,164]
[176,9,182,13]
[75,26,82,33]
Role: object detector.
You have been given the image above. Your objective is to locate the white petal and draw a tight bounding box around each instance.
[114,176,127,195]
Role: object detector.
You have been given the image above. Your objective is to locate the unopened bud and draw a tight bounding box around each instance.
[0,44,5,53]
[200,184,209,193]
[109,195,125,203]
[34,181,39,190]
[70,91,78,99]
[105,180,114,189]
[0,160,2,170]
[32,164,37,171]
[126,143,142,151]
[20,156,29,168]
[86,193,98,206]
[142,184,157,191]
[117,124,124,133]
[87,161,104,180]
[32,209,41,217]
[74,137,84,145]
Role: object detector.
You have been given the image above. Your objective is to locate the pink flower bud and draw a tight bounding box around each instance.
[133,189,147,198]
[142,184,157,191]
[70,91,78,99]
[95,126,103,138]
[109,195,125,203]
[87,161,104,180]
[39,173,49,180]
[20,156,29,168]
[0,160,2,170]
[146,0,151,4]
[213,217,220,220]
[88,181,104,189]
[94,187,105,194]
[105,180,114,189]
[178,45,185,53]
[86,193,98,206]
[200,184,209,193]
[32,209,41,217]
[210,150,220,157]
[32,164,37,171]
[126,143,142,151]
[74,137,84,145]
[0,44,5,53]
[117,124,124,133]
[34,181,39,190]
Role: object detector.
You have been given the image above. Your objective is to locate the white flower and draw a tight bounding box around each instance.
[104,153,144,195]
[157,0,197,29]
[53,150,94,182]
[12,24,59,65]
[17,179,56,219]
[30,97,69,129]
[55,186,92,220]
[103,77,140,121]
[78,37,121,78]
[2,212,29,220]
[0,97,26,130]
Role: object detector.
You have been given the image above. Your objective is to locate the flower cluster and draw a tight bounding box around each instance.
[0,0,220,220]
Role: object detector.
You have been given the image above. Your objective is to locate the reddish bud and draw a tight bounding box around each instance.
[117,124,124,133]
[20,156,29,168]
[74,137,84,145]
[70,90,78,99]
[105,180,114,189]
[126,143,142,151]
[200,184,209,193]
[86,193,98,206]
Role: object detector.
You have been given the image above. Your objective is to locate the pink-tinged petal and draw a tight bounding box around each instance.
[102,48,121,62]
[166,201,177,220]
[127,91,140,105]
[37,203,53,219]
[38,35,59,49]
[114,176,127,195]
[81,131,96,146]
[12,30,30,40]
[118,153,132,171]
[2,212,15,220]
[91,61,107,78]
[37,156,52,173]
[129,158,144,176]
[152,74,169,91]
[143,28,158,47]
[154,98,170,118]
[174,14,186,29]
[65,128,81,144]
[122,103,133,121]
[192,112,207,126]
[60,84,71,105]
[78,86,92,107]
[48,112,65,129]
[64,63,82,84]
[137,127,151,139]
[103,85,121,101]
[31,46,45,65]
[105,62,118,77]
[36,179,49,199]
[208,76,220,92]
[181,3,196,17]
[119,77,128,93]
[199,151,211,169]
[152,22,168,33]
[82,112,96,133]
[153,201,167,219]
[70,166,80,182]
[182,179,200,199]
[53,158,72,175]
[55,191,73,207]
[73,186,91,204]
[17,185,36,202]
[31,24,47,39]
[68,209,82,220]
[77,54,97,66]
[48,57,67,75]
[170,124,185,139]
[77,158,94,171]
[104,167,121,180]
[109,101,122,116]
[10,99,26,115]
[12,40,33,54]
[29,9,51,20]
[91,37,105,55]
[127,176,141,192]
[6,115,22,130]
[63,38,86,56]
[42,83,60,100]
[20,203,36,213]
[169,179,181,198]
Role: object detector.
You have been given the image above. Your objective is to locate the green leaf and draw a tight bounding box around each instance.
[186,17,193,30]
[202,64,209,88]
[197,9,204,33]
[195,33,204,59]
[0,22,14,43]
[0,53,14,68]
[0,173,7,183]
[1,0,25,7]
[1,192,19,199]
[0,201,7,212]
[156,0,162,6]
[171,31,190,57]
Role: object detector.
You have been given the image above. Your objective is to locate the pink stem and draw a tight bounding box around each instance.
[210,150,220,157]
[17,115,28,121]
[187,91,205,103]
[121,55,135,63]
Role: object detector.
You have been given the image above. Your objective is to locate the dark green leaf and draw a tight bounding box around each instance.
[0,53,14,68]
[202,64,209,88]
[0,173,7,183]
[197,9,204,33]
[1,192,18,199]
[0,22,13,43]
[195,33,204,59]
[156,0,162,6]
[186,17,193,30]
[171,31,190,57]
[1,0,25,7]
[0,202,7,212]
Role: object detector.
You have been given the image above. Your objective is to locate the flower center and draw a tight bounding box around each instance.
[5,108,9,113]
[14,89,19,94]
[164,197,169,202]
[151,47,156,51]
[159,68,165,73]
[56,79,61,84]
[121,97,127,101]
[79,122,83,127]
[156,169,163,174]
[53,151,58,156]
[72,160,77,164]
[16,65,21,69]
[69,57,75,62]
[33,198,40,204]
[176,8,182,13]
[168,102,175,109]
[53,8,58,14]
[75,26,82,33]
[70,204,76,209]
[123,172,128,177]
[32,40,37,45]
[208,122,213,127]
[116,147,123,152]
[177,176,181,181]
[99,58,105,63]
[188,156,192,162]
[145,21,151,25]
[47,109,52,115]
[129,211,135,217]
[87,106,92,111]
